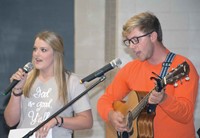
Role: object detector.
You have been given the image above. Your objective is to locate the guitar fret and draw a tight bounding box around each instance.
[129,92,151,120]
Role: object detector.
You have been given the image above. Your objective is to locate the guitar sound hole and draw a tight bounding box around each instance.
[117,129,133,138]
[122,132,129,138]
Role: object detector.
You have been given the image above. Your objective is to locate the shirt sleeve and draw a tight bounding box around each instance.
[97,65,131,122]
[68,74,91,114]
[159,58,199,123]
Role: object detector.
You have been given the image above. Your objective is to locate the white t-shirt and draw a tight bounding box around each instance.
[17,73,91,138]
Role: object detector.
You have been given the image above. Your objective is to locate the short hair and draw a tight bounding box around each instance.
[122,12,163,42]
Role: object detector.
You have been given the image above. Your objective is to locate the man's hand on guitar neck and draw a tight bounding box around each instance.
[108,110,128,132]
[148,88,167,104]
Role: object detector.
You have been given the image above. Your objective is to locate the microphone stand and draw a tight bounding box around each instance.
[22,75,106,138]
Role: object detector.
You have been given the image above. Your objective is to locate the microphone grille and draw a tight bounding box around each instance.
[23,62,34,73]
[111,58,122,67]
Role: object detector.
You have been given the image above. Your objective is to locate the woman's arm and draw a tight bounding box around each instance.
[4,92,22,127]
[61,109,93,130]
[4,68,27,127]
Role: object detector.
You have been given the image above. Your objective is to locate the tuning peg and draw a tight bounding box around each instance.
[185,75,190,81]
[174,82,178,87]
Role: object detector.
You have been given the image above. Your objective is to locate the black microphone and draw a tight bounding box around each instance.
[3,62,34,95]
[80,58,122,83]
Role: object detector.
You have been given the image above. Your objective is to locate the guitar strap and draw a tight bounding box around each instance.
[147,52,176,113]
[160,52,176,78]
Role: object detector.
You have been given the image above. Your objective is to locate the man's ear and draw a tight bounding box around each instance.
[150,31,157,42]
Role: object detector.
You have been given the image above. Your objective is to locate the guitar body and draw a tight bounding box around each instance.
[106,91,155,138]
[105,61,190,138]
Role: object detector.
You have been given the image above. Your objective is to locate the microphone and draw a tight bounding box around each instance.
[3,62,34,95]
[80,58,122,83]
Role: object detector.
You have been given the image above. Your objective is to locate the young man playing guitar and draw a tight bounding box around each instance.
[97,12,199,138]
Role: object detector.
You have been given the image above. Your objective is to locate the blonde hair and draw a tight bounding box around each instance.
[122,12,162,43]
[23,31,69,104]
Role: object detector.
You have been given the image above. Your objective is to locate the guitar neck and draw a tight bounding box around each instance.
[123,61,189,136]
[128,89,153,121]
[129,77,166,120]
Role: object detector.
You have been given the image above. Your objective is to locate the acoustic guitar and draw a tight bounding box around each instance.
[106,61,190,138]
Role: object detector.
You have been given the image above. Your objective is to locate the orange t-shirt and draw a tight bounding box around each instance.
[97,54,199,138]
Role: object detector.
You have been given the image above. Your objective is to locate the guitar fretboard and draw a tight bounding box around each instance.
[130,91,151,119]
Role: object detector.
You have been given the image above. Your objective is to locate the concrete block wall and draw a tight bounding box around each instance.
[74,0,106,138]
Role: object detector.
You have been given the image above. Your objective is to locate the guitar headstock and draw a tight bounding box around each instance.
[164,61,190,85]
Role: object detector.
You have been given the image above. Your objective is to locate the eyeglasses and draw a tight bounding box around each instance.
[123,31,153,47]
